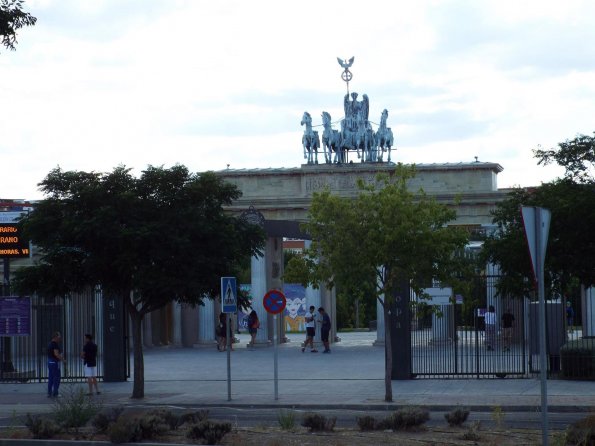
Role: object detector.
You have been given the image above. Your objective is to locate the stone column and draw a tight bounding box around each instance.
[142,312,153,348]
[250,253,270,346]
[305,282,322,345]
[172,302,183,347]
[374,295,385,346]
[582,285,595,337]
[195,298,216,348]
[181,304,198,347]
[321,285,339,343]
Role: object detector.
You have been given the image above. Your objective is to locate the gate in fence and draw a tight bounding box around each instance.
[0,288,129,383]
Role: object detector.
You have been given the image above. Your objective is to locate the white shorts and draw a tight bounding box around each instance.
[84,366,97,378]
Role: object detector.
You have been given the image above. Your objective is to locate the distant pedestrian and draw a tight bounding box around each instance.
[247,310,260,347]
[566,301,575,333]
[217,312,227,351]
[484,305,496,351]
[47,331,64,397]
[302,305,318,353]
[318,307,331,353]
[81,334,100,395]
[501,308,515,351]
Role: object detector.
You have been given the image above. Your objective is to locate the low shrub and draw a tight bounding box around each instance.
[107,418,143,444]
[379,407,430,431]
[138,414,169,440]
[566,414,595,445]
[186,420,232,444]
[444,407,470,427]
[25,413,61,439]
[356,415,377,431]
[92,406,124,433]
[301,412,336,432]
[53,385,101,430]
[179,409,209,426]
[461,420,482,441]
[278,409,296,430]
[146,409,180,430]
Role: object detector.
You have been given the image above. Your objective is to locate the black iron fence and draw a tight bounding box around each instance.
[0,288,125,383]
[410,275,589,379]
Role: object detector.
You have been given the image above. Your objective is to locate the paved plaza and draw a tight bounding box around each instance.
[1,331,594,419]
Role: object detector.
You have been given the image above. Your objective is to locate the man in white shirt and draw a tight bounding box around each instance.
[302,305,318,353]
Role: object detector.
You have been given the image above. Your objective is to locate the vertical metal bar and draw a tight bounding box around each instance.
[274,313,279,400]
[227,314,231,401]
[536,209,549,446]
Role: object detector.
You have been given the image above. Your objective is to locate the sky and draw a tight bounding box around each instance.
[2,0,595,200]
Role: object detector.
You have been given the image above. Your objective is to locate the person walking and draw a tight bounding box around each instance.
[566,301,575,333]
[484,305,496,351]
[81,334,100,395]
[501,308,515,351]
[247,310,260,347]
[302,305,318,353]
[47,331,64,397]
[318,307,332,353]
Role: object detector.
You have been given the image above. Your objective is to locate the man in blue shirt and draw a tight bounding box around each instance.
[47,331,63,397]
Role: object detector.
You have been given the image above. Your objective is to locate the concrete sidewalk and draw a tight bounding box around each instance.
[1,332,594,417]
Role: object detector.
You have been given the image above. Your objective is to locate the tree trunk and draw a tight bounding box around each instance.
[383,301,393,402]
[128,303,145,399]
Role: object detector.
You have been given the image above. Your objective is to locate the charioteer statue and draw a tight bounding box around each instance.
[301,57,395,165]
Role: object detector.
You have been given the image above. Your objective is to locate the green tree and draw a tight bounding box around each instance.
[14,165,265,398]
[534,132,595,183]
[482,179,595,297]
[284,164,468,401]
[0,0,36,51]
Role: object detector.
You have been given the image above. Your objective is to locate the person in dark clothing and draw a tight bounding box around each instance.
[81,334,100,395]
[501,309,515,351]
[47,331,63,397]
[318,307,331,353]
[566,301,575,333]
[247,310,259,347]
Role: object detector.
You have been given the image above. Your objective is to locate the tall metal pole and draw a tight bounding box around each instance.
[536,209,549,446]
[227,315,232,401]
[274,314,279,400]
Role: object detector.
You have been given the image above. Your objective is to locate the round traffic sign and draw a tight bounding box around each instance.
[263,289,287,315]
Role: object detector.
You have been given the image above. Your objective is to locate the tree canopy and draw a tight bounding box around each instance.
[482,179,595,298]
[534,132,595,183]
[284,164,469,401]
[0,0,36,51]
[15,165,265,398]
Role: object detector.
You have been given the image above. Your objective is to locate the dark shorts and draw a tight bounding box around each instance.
[321,329,330,342]
[249,328,257,335]
[306,327,315,337]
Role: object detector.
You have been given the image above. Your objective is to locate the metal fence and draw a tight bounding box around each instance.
[410,275,585,379]
[0,288,121,383]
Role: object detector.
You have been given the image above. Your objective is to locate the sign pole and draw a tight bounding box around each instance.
[227,314,232,401]
[221,277,237,402]
[536,209,549,446]
[273,314,279,400]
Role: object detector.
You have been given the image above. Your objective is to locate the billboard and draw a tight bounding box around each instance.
[0,296,31,336]
[0,223,30,258]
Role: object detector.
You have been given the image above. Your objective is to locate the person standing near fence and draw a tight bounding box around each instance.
[566,301,575,333]
[501,308,515,352]
[81,334,100,395]
[484,305,496,351]
[47,331,64,397]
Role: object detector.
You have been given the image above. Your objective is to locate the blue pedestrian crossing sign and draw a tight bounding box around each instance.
[221,277,237,313]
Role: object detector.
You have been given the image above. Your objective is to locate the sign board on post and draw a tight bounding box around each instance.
[263,289,286,314]
[0,224,30,258]
[0,296,31,336]
[221,277,237,313]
